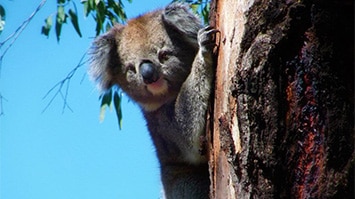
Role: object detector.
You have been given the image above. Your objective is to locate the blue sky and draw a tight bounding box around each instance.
[0,0,171,198]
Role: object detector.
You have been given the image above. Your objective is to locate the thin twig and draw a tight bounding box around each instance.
[42,51,89,113]
[0,92,7,116]
[0,0,47,70]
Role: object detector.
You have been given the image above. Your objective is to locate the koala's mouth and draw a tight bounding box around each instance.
[146,78,168,96]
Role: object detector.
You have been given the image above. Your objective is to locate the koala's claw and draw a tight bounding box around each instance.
[198,26,219,52]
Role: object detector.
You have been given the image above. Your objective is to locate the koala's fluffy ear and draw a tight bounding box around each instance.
[89,25,123,90]
[162,3,202,47]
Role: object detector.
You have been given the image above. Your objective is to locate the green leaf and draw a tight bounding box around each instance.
[55,6,66,41]
[99,89,112,122]
[106,10,118,25]
[41,15,52,36]
[116,5,127,22]
[83,1,90,17]
[190,4,199,14]
[57,6,66,22]
[107,0,114,8]
[0,5,5,19]
[83,0,96,17]
[201,3,210,25]
[57,0,66,4]
[95,13,102,36]
[108,0,120,16]
[113,91,122,130]
[93,1,106,35]
[88,0,96,10]
[55,20,62,42]
[96,1,106,22]
[68,9,82,37]
[0,5,6,34]
[95,0,101,5]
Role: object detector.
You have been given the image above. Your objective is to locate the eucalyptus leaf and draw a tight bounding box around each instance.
[41,15,52,36]
[100,89,113,108]
[68,9,82,37]
[201,3,210,25]
[113,91,122,130]
[0,5,5,19]
[190,4,199,13]
[57,6,66,22]
[55,18,62,41]
[95,13,102,36]
[99,89,113,122]
[57,0,66,4]
[83,1,90,17]
[0,5,5,33]
[88,0,96,10]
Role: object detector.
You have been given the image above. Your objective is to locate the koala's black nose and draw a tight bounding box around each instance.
[140,62,159,84]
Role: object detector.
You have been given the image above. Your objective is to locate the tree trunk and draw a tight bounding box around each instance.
[207,0,354,198]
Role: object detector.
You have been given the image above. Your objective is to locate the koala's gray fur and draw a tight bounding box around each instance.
[90,3,216,199]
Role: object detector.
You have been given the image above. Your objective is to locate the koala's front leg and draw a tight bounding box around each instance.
[175,26,218,164]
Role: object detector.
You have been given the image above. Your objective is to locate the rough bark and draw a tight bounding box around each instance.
[207,0,354,198]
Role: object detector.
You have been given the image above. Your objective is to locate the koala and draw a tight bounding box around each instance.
[90,3,217,199]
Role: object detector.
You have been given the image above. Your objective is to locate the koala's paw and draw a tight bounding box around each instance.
[198,26,219,53]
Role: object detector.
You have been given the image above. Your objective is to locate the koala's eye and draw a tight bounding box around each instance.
[158,50,172,63]
[126,63,136,74]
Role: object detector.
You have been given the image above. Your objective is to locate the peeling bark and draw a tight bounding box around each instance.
[208,0,354,198]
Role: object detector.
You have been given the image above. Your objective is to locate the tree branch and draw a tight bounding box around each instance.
[0,0,47,70]
[0,92,6,116]
[42,51,89,114]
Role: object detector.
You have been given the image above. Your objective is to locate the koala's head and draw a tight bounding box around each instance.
[90,3,202,111]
